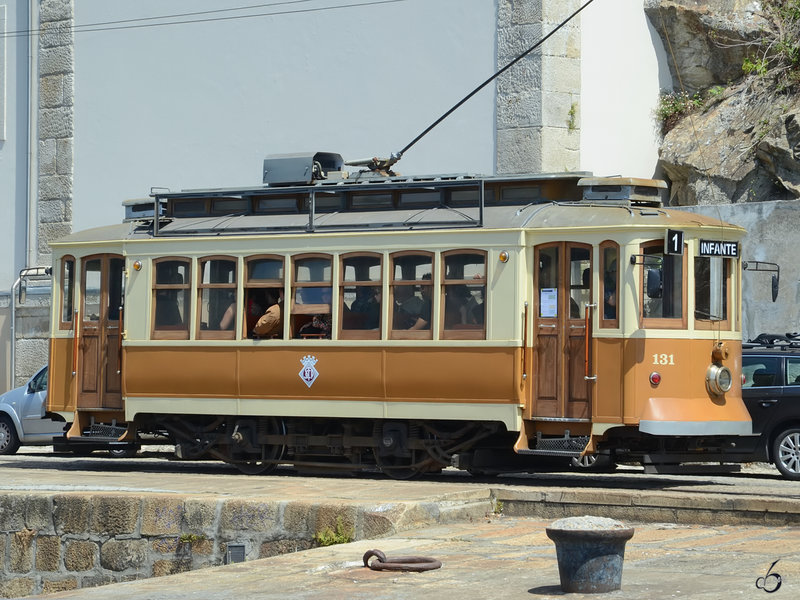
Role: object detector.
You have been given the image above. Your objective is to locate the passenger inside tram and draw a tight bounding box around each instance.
[253,289,283,338]
[350,286,381,329]
[394,281,431,330]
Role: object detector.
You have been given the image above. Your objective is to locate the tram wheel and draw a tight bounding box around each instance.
[374,451,424,480]
[570,453,616,471]
[235,460,277,475]
[772,427,800,480]
[231,417,286,476]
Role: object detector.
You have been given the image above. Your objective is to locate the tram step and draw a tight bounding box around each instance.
[87,423,127,438]
[517,434,590,457]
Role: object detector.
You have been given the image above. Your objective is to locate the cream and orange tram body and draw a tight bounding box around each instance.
[45,153,751,476]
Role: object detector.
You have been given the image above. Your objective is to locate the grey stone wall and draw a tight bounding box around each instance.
[9,1,74,388]
[0,492,491,598]
[13,290,51,387]
[37,0,74,269]
[496,0,581,174]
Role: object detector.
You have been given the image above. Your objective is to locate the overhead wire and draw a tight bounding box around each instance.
[0,0,408,39]
[393,0,597,163]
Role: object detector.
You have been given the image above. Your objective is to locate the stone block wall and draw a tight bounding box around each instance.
[0,491,492,598]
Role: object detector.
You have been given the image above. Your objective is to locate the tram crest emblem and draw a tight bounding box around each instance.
[299,355,319,388]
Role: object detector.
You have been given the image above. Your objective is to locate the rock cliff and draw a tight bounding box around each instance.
[644,0,800,206]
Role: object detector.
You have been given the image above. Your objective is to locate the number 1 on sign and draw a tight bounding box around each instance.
[665,229,683,255]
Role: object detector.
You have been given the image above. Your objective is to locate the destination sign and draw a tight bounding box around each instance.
[699,239,739,258]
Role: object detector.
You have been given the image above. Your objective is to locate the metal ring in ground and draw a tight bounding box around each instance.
[363,549,442,572]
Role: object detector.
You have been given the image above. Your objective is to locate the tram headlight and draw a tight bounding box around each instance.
[706,364,733,396]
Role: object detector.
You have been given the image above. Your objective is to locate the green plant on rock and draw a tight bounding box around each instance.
[179,533,207,544]
[714,0,800,92]
[655,91,703,134]
[313,516,354,547]
[566,102,578,132]
[743,56,769,77]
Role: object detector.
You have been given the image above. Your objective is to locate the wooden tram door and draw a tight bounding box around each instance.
[78,255,124,410]
[532,243,592,419]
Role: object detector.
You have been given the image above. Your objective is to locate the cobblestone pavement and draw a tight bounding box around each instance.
[41,516,798,600]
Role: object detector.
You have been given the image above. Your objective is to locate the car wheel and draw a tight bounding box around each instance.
[772,427,800,480]
[0,416,21,455]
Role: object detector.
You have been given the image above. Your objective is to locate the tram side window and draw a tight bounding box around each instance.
[245,257,284,339]
[442,251,486,339]
[641,242,684,323]
[83,259,102,321]
[391,253,433,339]
[600,243,619,327]
[198,257,237,339]
[341,254,382,340]
[292,255,332,339]
[537,246,559,318]
[568,247,591,319]
[108,257,125,322]
[60,256,75,329]
[152,258,191,339]
[694,256,728,324]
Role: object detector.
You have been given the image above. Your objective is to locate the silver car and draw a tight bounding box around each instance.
[0,366,66,455]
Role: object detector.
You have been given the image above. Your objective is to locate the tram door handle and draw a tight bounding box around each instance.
[539,323,556,329]
[584,303,597,382]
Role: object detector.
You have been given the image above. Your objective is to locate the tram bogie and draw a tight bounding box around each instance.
[43,155,751,476]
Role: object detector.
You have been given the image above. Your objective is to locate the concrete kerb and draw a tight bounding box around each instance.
[491,486,800,526]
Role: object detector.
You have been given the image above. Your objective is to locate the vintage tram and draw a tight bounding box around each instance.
[43,152,750,476]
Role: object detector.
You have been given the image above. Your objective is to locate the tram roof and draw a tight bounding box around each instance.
[52,199,744,246]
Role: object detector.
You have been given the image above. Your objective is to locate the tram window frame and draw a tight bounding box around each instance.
[694,255,730,329]
[59,255,75,330]
[599,242,619,328]
[82,257,102,323]
[255,195,301,214]
[197,256,238,340]
[350,193,394,211]
[340,253,383,341]
[441,250,486,340]
[302,193,344,214]
[568,245,592,320]
[447,187,495,208]
[639,240,687,329]
[292,254,333,339]
[397,190,441,209]
[152,257,191,340]
[210,197,251,215]
[244,255,285,339]
[170,198,209,217]
[390,251,434,340]
[500,185,542,205]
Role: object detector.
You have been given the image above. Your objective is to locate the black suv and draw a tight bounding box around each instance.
[737,334,800,480]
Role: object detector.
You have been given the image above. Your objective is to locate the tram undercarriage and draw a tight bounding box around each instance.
[128,414,751,477]
[152,415,507,478]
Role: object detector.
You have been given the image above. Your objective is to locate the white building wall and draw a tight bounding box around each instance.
[72,0,498,231]
[579,0,671,178]
[0,2,31,290]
